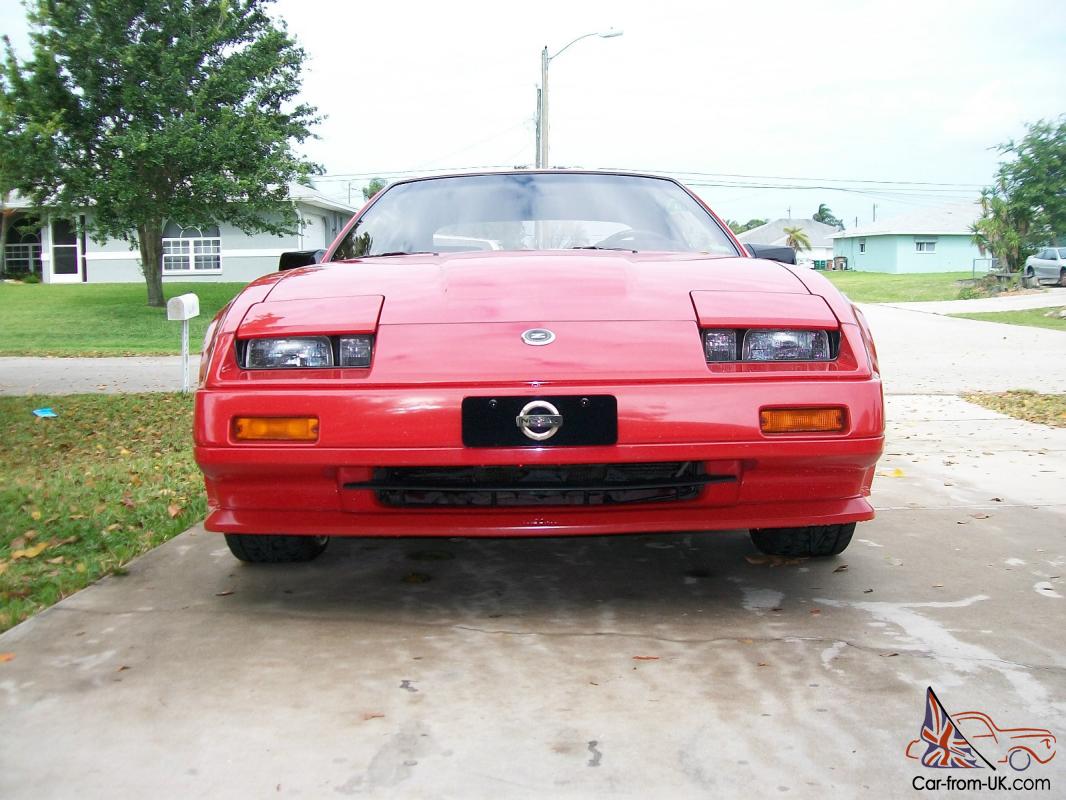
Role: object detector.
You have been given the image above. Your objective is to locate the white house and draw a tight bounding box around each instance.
[1,184,356,284]
[736,218,839,268]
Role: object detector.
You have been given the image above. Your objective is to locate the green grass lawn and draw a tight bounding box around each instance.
[949,307,1066,332]
[964,391,1066,428]
[0,282,247,356]
[0,393,205,632]
[821,271,973,303]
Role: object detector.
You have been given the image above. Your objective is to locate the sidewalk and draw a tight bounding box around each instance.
[0,356,199,395]
[881,286,1066,314]
[1,291,1063,397]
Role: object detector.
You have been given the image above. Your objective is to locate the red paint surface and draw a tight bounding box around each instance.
[194,173,885,538]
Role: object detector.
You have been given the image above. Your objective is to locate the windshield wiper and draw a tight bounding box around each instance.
[367,251,438,257]
[571,246,638,252]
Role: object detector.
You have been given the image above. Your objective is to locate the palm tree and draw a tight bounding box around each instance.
[812,203,842,228]
[783,225,811,253]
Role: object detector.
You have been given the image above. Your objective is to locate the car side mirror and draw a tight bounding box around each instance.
[278,250,325,271]
[745,244,797,265]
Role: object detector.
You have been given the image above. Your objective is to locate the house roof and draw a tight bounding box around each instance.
[1,192,34,209]
[830,201,982,238]
[736,218,839,248]
[287,183,358,215]
[2,186,358,216]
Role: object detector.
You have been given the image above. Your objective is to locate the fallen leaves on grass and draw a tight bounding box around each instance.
[964,391,1066,428]
[167,504,183,519]
[10,541,49,560]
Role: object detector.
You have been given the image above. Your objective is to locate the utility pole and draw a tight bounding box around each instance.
[535,87,542,168]
[787,206,791,219]
[536,31,621,170]
[539,46,549,168]
[872,203,878,222]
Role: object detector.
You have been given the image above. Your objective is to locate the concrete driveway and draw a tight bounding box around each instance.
[1,306,1064,798]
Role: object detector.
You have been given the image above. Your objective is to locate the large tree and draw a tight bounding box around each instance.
[971,116,1066,275]
[1,0,320,306]
[362,177,387,202]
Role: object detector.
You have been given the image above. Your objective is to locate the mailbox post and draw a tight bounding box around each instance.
[166,293,200,393]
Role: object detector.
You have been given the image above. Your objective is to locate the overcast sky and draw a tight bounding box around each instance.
[3,0,1065,227]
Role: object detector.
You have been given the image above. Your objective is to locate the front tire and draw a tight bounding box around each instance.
[1059,267,1066,288]
[1024,267,1037,288]
[224,534,329,563]
[750,523,855,557]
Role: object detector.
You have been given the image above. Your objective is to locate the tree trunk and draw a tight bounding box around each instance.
[137,220,165,307]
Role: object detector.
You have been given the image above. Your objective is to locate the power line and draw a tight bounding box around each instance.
[622,167,984,189]
[686,181,974,205]
[313,164,985,190]
[313,165,518,181]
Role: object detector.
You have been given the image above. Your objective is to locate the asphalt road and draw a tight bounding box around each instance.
[1,300,1065,798]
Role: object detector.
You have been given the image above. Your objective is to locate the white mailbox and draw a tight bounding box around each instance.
[167,293,200,393]
[167,293,200,321]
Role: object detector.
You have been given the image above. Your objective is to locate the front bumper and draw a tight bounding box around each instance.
[194,378,884,537]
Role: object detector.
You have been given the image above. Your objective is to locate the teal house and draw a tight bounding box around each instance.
[831,202,983,273]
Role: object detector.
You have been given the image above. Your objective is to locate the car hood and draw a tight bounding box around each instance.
[263,250,810,324]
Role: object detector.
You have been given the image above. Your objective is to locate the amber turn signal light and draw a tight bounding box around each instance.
[233,416,319,441]
[760,407,846,434]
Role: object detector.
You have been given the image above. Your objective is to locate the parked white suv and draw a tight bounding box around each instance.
[1024,247,1066,286]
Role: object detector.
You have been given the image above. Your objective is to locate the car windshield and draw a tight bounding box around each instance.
[330,172,740,259]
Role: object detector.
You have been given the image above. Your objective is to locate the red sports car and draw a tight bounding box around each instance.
[194,171,884,563]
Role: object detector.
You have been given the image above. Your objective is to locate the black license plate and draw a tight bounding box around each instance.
[462,395,617,447]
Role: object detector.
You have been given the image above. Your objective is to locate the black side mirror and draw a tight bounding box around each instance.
[278,249,325,271]
[744,243,797,265]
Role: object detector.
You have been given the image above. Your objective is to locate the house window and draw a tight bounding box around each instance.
[858,240,866,254]
[915,240,936,253]
[3,234,42,274]
[162,223,221,273]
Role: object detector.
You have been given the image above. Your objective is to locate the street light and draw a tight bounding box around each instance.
[536,29,622,168]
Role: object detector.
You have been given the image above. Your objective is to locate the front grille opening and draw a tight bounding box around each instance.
[352,462,733,508]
